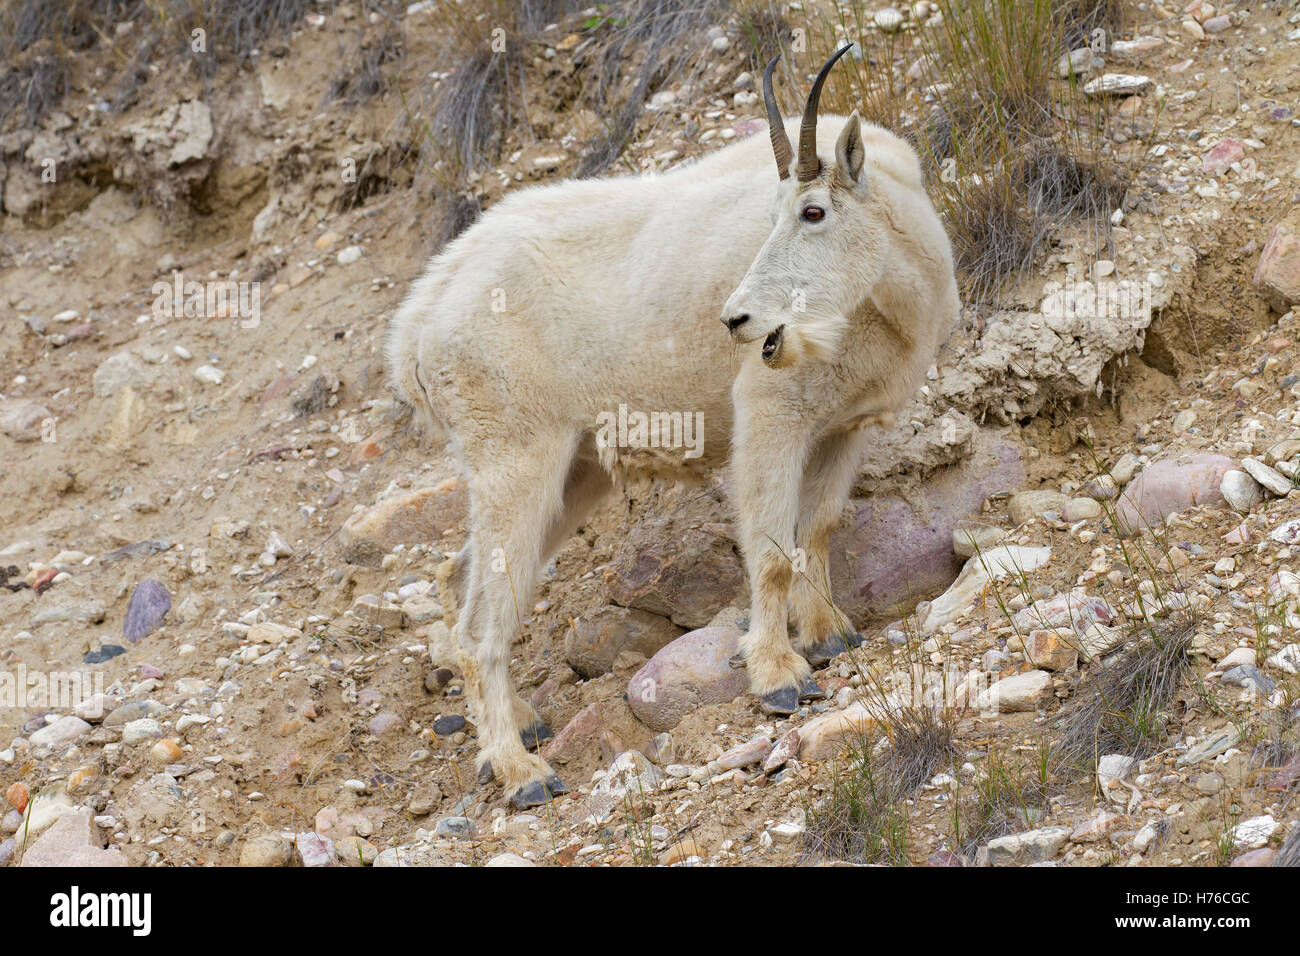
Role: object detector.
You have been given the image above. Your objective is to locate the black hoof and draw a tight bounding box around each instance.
[508,774,568,809]
[799,675,826,702]
[759,686,801,715]
[802,630,865,668]
[477,761,495,786]
[520,721,553,751]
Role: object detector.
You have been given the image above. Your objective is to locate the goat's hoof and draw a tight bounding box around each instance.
[802,630,865,668]
[520,721,553,751]
[508,774,568,810]
[477,761,495,786]
[758,686,801,715]
[799,675,826,702]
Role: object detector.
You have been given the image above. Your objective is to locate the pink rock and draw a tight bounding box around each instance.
[1202,14,1230,33]
[627,627,748,732]
[368,712,403,736]
[1222,521,1251,544]
[139,663,165,680]
[1254,223,1300,313]
[832,440,1025,621]
[1070,810,1120,842]
[541,702,605,765]
[1202,138,1244,176]
[1113,453,1233,536]
[296,831,336,867]
[1231,848,1276,867]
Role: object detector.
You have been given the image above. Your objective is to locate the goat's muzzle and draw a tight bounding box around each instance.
[761,326,785,366]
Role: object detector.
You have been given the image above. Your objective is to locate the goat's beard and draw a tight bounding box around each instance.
[780,312,849,367]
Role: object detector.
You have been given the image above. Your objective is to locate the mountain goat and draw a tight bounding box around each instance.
[386,47,960,808]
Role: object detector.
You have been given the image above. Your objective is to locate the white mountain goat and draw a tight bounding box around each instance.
[386,47,960,807]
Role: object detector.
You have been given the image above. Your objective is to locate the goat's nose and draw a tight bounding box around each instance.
[724,314,750,333]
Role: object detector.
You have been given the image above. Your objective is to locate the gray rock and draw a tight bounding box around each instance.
[1008,490,1070,525]
[434,816,476,839]
[986,826,1070,866]
[1176,728,1240,767]
[92,351,153,398]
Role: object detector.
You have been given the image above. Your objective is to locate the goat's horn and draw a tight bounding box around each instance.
[796,43,852,183]
[763,55,793,181]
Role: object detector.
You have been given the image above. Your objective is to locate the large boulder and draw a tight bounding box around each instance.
[20,807,126,867]
[1113,453,1233,536]
[563,605,684,678]
[627,627,748,732]
[831,437,1025,623]
[602,489,746,628]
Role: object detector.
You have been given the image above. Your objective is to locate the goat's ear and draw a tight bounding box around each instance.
[835,110,866,186]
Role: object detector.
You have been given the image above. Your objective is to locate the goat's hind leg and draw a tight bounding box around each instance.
[461,438,576,807]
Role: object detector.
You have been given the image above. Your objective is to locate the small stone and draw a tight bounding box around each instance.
[1233,814,1277,849]
[194,364,224,386]
[295,831,336,866]
[240,833,293,866]
[763,729,800,773]
[122,718,163,745]
[1241,458,1292,496]
[85,644,126,665]
[29,716,92,749]
[122,578,171,642]
[1008,490,1069,526]
[1221,470,1264,513]
[432,714,466,736]
[1070,810,1119,842]
[1062,497,1102,521]
[335,836,378,866]
[976,670,1052,713]
[5,783,28,812]
[1083,73,1152,97]
[434,815,476,839]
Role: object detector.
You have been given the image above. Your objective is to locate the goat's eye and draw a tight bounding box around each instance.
[801,206,825,223]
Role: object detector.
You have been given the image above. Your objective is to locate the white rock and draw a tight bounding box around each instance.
[922,545,1051,631]
[194,365,224,386]
[1083,73,1152,97]
[874,7,903,31]
[986,826,1069,866]
[976,670,1052,713]
[1221,470,1264,513]
[337,245,363,265]
[1233,815,1277,849]
[1268,644,1300,675]
[1242,458,1292,496]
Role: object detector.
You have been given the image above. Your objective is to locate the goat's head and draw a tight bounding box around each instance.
[722,46,881,369]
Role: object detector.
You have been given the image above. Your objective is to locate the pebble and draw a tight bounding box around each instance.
[194,364,224,386]
[337,245,363,265]
[432,714,466,736]
[1083,73,1152,97]
[986,827,1070,866]
[122,718,163,745]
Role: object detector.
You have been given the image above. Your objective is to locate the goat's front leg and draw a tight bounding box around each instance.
[731,405,818,715]
[789,427,872,667]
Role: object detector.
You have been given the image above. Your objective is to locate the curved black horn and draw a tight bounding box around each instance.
[796,43,853,182]
[763,55,793,180]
